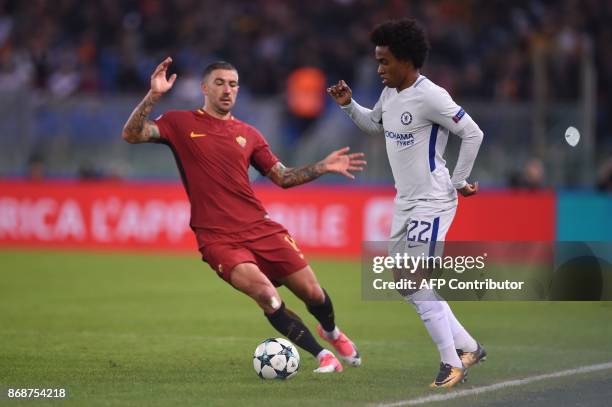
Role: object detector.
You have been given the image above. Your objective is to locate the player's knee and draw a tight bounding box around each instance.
[393,267,420,297]
[255,286,282,312]
[303,284,325,305]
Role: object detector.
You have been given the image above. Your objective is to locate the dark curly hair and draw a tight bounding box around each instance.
[370,19,430,68]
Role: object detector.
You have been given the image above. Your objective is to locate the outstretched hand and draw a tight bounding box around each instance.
[326,80,353,106]
[458,181,479,197]
[321,147,366,179]
[151,57,177,95]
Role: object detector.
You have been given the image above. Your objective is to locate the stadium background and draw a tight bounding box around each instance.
[1,1,612,406]
[1,0,611,250]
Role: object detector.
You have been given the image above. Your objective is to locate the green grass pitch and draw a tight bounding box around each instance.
[1,250,611,406]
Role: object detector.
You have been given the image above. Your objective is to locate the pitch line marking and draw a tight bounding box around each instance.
[377,361,612,407]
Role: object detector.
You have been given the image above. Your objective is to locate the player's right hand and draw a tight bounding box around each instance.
[458,181,479,197]
[327,80,352,106]
[150,57,177,95]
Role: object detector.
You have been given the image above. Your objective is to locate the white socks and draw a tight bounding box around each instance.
[442,301,478,352]
[407,289,463,368]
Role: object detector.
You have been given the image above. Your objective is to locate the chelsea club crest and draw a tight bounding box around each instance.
[401,111,413,125]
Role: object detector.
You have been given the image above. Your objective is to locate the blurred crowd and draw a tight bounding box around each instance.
[1,0,611,187]
[0,0,610,102]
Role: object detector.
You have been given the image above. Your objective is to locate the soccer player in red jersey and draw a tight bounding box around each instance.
[121,57,364,373]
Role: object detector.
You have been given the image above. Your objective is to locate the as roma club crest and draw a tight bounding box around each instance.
[235,135,247,148]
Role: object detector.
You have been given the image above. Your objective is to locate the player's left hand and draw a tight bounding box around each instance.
[458,181,479,197]
[322,147,366,179]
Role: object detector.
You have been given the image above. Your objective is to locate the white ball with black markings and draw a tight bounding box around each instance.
[253,338,300,380]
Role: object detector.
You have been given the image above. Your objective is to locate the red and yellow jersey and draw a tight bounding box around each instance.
[154,109,285,244]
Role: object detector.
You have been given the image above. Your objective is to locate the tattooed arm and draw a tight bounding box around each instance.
[122,57,177,144]
[267,161,327,188]
[267,147,366,188]
[122,91,163,143]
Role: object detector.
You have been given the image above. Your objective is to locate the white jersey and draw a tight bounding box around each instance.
[342,75,483,208]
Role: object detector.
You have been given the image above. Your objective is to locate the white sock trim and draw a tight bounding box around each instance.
[316,349,333,361]
[325,327,340,341]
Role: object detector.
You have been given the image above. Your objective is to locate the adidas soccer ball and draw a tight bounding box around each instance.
[253,338,300,380]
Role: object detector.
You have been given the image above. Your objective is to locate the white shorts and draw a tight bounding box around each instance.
[388,202,456,258]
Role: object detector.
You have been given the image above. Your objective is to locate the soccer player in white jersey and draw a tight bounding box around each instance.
[328,19,486,388]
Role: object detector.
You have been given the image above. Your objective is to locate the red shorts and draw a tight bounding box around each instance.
[198,231,308,285]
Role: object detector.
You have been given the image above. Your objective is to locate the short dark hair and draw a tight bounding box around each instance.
[202,61,237,80]
[370,19,429,68]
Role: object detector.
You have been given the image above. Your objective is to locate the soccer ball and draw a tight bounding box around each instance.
[253,338,300,380]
